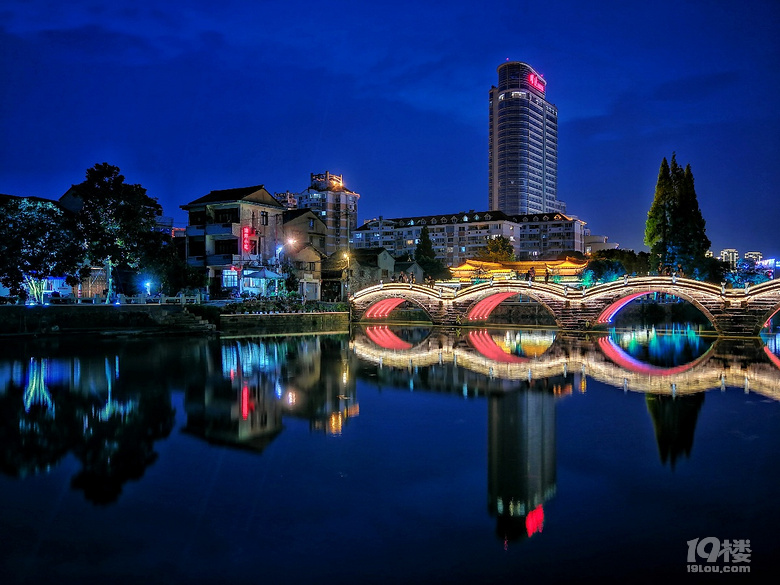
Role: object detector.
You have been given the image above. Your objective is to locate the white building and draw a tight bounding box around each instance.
[720,248,739,269]
[353,210,585,265]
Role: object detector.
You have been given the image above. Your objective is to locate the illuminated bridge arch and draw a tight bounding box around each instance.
[352,283,452,323]
[454,282,566,326]
[350,277,780,337]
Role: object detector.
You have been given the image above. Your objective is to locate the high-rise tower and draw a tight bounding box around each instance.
[489,61,564,215]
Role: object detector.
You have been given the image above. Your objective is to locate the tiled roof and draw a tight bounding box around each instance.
[182,185,284,208]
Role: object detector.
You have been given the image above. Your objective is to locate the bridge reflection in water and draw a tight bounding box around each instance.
[352,325,780,400]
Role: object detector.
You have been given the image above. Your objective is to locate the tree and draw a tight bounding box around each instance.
[592,249,651,276]
[72,164,164,302]
[0,197,88,304]
[475,235,515,262]
[414,226,451,280]
[645,157,675,269]
[671,161,710,274]
[645,154,711,278]
[137,230,206,295]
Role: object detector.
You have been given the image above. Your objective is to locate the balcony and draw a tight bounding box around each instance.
[186,222,241,237]
[206,222,239,236]
[206,254,241,266]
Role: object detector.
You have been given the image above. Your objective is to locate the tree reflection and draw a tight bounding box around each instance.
[645,393,705,469]
[0,342,176,504]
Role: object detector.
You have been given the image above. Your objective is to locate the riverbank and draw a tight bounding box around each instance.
[0,304,350,337]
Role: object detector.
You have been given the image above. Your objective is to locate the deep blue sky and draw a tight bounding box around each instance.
[2,0,779,258]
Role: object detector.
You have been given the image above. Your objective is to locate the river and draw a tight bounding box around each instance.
[1,325,778,583]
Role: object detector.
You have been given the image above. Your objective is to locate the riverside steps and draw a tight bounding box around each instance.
[349,276,780,337]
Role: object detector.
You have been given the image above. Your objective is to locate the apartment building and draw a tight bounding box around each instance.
[353,210,585,265]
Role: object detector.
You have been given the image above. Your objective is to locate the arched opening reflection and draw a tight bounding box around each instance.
[601,326,715,374]
[468,329,556,363]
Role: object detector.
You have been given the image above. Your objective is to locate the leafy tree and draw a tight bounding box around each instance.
[475,235,515,262]
[414,226,451,280]
[138,231,206,295]
[72,163,164,302]
[0,197,88,303]
[584,259,626,283]
[592,249,651,275]
[724,257,771,288]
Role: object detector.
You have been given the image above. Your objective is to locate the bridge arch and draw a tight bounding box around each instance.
[351,283,451,323]
[454,282,566,326]
[591,286,719,327]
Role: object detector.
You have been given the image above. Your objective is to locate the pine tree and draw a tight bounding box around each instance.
[644,157,675,270]
[645,154,710,277]
[414,226,451,280]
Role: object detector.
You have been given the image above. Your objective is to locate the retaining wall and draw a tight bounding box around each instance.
[219,312,349,335]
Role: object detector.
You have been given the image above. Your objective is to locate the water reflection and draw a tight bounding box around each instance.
[488,386,557,543]
[0,341,175,503]
[1,326,779,521]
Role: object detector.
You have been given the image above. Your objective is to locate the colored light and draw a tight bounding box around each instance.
[467,330,530,363]
[242,226,251,252]
[528,73,545,93]
[364,297,406,319]
[597,336,710,376]
[467,292,516,321]
[596,292,652,323]
[241,384,249,419]
[365,326,413,350]
[526,505,544,537]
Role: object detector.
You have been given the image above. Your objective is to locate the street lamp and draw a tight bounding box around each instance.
[343,251,350,302]
[276,238,296,266]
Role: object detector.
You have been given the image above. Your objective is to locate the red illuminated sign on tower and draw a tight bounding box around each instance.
[528,73,545,93]
[242,226,251,252]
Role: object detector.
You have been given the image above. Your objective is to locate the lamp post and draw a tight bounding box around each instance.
[343,251,350,303]
[276,239,296,296]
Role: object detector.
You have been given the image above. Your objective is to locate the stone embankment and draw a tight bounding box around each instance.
[0,304,350,337]
[0,304,216,337]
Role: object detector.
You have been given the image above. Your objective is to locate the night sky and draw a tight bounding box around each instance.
[2,0,778,258]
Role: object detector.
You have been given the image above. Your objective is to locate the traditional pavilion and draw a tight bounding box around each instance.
[449,258,588,284]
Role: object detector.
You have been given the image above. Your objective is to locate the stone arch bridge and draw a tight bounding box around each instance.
[349,276,780,337]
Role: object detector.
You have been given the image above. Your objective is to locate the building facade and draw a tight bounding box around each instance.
[489,61,564,215]
[296,172,360,257]
[353,210,586,265]
[180,185,286,294]
[720,248,739,269]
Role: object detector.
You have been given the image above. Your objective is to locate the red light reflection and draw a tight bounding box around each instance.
[365,326,414,350]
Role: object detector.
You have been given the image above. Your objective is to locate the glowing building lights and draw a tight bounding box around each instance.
[527,74,545,93]
[242,226,251,252]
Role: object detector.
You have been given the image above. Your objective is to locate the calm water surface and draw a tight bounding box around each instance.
[1,326,779,584]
